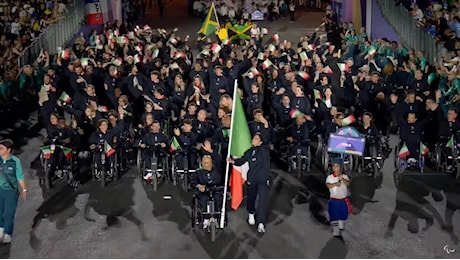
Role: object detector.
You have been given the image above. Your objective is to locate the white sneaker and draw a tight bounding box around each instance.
[143,172,153,180]
[257,223,265,233]
[203,219,210,229]
[248,213,255,226]
[338,220,345,230]
[3,234,11,244]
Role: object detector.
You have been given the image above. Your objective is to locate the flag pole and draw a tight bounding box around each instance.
[212,2,221,28]
[220,79,238,229]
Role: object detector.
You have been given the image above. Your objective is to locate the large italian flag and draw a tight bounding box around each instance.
[229,86,252,210]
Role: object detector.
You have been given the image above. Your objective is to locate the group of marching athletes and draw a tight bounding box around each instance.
[29,12,460,237]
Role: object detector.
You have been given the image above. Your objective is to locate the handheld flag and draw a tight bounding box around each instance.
[262,59,273,70]
[323,66,333,74]
[272,33,279,42]
[169,136,181,152]
[211,43,222,54]
[313,89,322,100]
[261,28,268,35]
[299,51,308,61]
[338,63,349,72]
[446,135,455,148]
[41,146,51,159]
[104,141,115,157]
[198,2,219,37]
[97,106,108,112]
[62,147,73,160]
[297,71,310,81]
[257,52,265,60]
[399,143,410,158]
[341,115,356,126]
[289,109,303,118]
[420,143,429,156]
[61,49,70,60]
[59,91,72,103]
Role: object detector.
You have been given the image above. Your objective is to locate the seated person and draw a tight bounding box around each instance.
[398,112,429,163]
[172,119,198,170]
[46,115,75,175]
[286,115,311,167]
[357,112,380,153]
[89,106,125,168]
[140,120,169,180]
[191,154,223,229]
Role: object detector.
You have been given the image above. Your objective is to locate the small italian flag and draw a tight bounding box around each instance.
[328,44,335,52]
[341,115,356,126]
[134,54,142,64]
[135,45,143,52]
[289,109,303,118]
[117,36,129,44]
[307,44,315,51]
[62,147,73,160]
[420,143,429,156]
[169,37,178,45]
[200,49,210,57]
[222,38,231,45]
[261,28,268,35]
[106,31,114,40]
[59,91,72,103]
[399,143,410,158]
[60,49,70,60]
[41,146,51,159]
[446,135,455,148]
[257,52,264,60]
[169,136,181,152]
[338,63,349,72]
[323,66,333,74]
[250,67,261,76]
[299,51,308,61]
[211,43,222,54]
[152,49,159,58]
[104,141,115,157]
[80,57,89,67]
[112,57,123,66]
[297,71,310,80]
[114,29,120,37]
[313,89,322,100]
[368,47,377,56]
[98,106,108,112]
[268,44,276,52]
[128,31,135,39]
[174,51,187,60]
[262,59,273,70]
[272,33,279,42]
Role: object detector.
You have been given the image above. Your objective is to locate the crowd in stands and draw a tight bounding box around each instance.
[395,0,460,51]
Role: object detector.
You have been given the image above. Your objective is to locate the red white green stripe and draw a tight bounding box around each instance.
[169,136,181,152]
[105,141,115,157]
[399,143,410,158]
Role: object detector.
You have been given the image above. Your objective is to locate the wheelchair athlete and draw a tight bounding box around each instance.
[191,154,223,229]
[357,113,380,169]
[89,107,125,168]
[173,119,198,170]
[140,120,169,180]
[398,112,429,164]
[45,115,75,176]
[286,115,312,169]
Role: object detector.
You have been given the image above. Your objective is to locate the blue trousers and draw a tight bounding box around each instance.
[0,189,19,235]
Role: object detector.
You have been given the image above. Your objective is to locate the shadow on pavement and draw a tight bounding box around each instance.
[318,235,348,259]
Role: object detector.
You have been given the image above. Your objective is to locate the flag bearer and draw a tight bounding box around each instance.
[228,133,270,233]
[326,158,351,237]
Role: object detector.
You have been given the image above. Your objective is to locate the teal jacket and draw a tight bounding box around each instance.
[0,155,24,191]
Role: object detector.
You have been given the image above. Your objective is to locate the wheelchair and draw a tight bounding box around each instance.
[434,135,460,178]
[136,143,170,191]
[286,142,312,178]
[171,150,198,192]
[393,141,426,188]
[117,129,137,172]
[91,143,119,188]
[191,186,225,242]
[357,135,385,180]
[40,138,77,190]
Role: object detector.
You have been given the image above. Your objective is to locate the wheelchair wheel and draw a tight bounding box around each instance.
[419,155,425,173]
[210,220,217,242]
[434,145,442,171]
[306,146,311,172]
[191,197,198,228]
[315,135,323,156]
[321,148,329,173]
[151,156,158,192]
[393,144,400,169]
[136,149,143,176]
[171,156,177,186]
[456,161,460,179]
[296,154,302,179]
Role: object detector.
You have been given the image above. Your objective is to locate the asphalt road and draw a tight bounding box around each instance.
[1,1,460,259]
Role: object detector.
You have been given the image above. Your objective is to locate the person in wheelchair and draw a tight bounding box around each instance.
[173,119,198,170]
[357,112,380,172]
[324,112,344,141]
[89,106,125,168]
[45,116,75,177]
[286,115,311,169]
[191,155,223,229]
[140,120,169,180]
[437,108,460,170]
[398,112,429,164]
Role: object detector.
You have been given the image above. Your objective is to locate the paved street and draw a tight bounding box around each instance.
[1,1,460,258]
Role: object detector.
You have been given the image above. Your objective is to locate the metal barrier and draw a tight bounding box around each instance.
[376,0,446,63]
[19,0,86,67]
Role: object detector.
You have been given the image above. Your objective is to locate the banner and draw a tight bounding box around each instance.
[85,0,103,25]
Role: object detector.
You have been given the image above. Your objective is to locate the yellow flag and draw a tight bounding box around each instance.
[217,27,228,41]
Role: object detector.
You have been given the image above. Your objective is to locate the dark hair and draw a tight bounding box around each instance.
[254,133,264,143]
[0,139,14,150]
[183,119,193,125]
